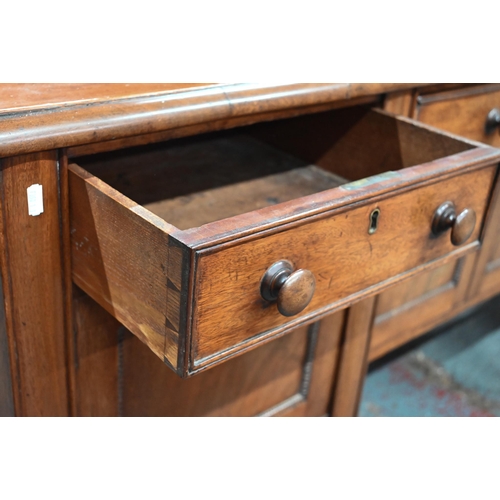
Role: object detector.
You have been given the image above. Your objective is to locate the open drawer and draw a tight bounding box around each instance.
[68,107,500,376]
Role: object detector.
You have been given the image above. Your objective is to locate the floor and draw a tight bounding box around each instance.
[359,296,500,417]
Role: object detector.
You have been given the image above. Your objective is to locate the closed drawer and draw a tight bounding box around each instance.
[68,107,500,376]
[415,84,500,147]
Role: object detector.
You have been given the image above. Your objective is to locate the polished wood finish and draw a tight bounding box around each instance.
[0,83,422,158]
[66,94,382,159]
[0,152,70,416]
[68,107,499,376]
[121,316,343,417]
[276,270,315,318]
[2,83,500,417]
[0,84,211,115]
[192,167,493,369]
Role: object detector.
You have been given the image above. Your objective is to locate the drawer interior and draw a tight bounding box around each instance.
[74,106,474,230]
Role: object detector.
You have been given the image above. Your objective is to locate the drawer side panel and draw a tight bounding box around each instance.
[69,164,180,369]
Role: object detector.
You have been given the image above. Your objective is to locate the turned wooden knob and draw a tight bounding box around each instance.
[432,201,476,246]
[486,108,500,133]
[260,260,316,317]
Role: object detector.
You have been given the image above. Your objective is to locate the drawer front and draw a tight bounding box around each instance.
[69,108,500,376]
[415,85,500,147]
[192,166,496,367]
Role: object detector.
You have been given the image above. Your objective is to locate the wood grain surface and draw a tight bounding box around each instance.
[192,166,495,365]
[365,82,500,364]
[178,111,498,248]
[74,133,311,206]
[68,164,179,368]
[0,152,70,416]
[68,286,345,416]
[468,165,500,302]
[0,83,425,158]
[119,311,344,417]
[415,84,500,147]
[145,166,346,230]
[0,84,212,115]
[68,107,500,375]
[369,253,477,361]
[70,286,120,416]
[66,94,382,159]
[383,89,416,116]
[5,82,500,418]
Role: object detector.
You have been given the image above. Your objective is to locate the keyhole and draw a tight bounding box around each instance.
[369,208,380,234]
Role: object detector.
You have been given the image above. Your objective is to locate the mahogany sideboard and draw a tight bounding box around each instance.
[0,83,499,417]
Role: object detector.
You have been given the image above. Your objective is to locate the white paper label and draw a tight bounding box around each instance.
[27,184,44,216]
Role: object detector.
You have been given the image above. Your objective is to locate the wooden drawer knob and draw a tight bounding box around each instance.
[486,108,500,133]
[432,201,476,246]
[260,260,316,317]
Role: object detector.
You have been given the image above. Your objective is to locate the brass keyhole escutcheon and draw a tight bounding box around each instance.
[369,208,380,234]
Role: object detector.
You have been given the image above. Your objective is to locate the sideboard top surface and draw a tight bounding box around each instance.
[0,83,426,157]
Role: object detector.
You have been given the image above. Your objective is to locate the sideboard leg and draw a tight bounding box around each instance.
[0,152,71,416]
[331,297,377,417]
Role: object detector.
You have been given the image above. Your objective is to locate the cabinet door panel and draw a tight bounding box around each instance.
[71,287,344,417]
[369,254,476,361]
